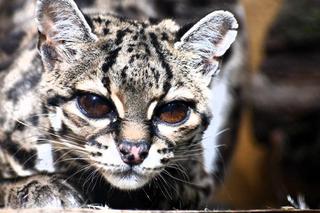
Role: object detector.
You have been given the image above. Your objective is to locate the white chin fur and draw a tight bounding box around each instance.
[106,173,150,190]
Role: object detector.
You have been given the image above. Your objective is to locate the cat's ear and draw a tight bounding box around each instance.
[175,11,238,84]
[36,0,97,68]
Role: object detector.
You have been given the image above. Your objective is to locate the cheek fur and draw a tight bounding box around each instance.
[58,102,114,138]
[141,139,170,169]
[85,134,124,167]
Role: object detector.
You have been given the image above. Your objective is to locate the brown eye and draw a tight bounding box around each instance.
[156,102,190,125]
[77,94,114,119]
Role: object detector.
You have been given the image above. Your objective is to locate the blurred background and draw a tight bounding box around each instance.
[1,0,320,210]
[213,0,320,209]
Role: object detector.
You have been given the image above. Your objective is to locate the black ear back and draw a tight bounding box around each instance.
[175,22,195,43]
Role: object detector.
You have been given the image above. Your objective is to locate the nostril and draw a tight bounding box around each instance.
[119,144,130,156]
[119,148,129,155]
[139,151,148,159]
[126,154,135,161]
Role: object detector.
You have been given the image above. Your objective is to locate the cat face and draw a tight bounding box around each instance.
[36,0,237,190]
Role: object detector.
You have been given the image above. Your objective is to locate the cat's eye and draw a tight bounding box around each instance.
[77,94,114,119]
[155,101,190,125]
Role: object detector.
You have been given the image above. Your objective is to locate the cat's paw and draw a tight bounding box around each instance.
[1,174,85,208]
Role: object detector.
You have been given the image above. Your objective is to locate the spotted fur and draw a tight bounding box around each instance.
[0,0,240,209]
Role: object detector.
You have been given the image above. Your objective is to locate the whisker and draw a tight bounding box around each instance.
[15,119,86,144]
[85,164,104,194]
[157,173,173,200]
[20,152,39,169]
[38,139,88,152]
[54,157,90,164]
[162,169,195,186]
[62,164,93,183]
[166,163,188,180]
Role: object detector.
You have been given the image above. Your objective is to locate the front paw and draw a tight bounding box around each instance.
[1,174,86,208]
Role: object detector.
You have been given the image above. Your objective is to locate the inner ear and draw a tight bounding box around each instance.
[36,0,97,69]
[36,0,96,43]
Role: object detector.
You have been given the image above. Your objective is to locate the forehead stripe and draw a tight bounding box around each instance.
[102,47,121,73]
[149,32,173,93]
[101,29,132,73]
[115,28,132,45]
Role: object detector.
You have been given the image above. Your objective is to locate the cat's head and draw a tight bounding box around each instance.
[36,0,237,190]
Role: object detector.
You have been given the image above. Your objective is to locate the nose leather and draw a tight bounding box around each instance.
[118,140,150,166]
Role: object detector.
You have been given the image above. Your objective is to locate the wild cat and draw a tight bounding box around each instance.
[0,0,239,209]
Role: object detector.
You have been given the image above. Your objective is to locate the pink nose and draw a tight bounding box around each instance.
[118,141,150,166]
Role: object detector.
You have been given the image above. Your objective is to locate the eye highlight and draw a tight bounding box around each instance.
[77,94,114,119]
[155,101,190,125]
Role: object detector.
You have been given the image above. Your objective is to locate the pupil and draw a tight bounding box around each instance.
[159,102,188,124]
[78,94,111,118]
[90,96,101,106]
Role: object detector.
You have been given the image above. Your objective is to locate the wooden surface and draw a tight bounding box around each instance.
[0,209,319,213]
